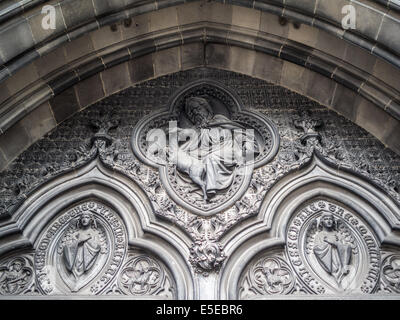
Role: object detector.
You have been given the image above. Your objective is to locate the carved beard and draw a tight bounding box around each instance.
[193,113,209,129]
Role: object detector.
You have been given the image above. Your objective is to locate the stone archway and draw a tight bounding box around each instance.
[0,0,400,300]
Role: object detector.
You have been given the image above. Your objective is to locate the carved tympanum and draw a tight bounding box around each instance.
[35,201,127,294]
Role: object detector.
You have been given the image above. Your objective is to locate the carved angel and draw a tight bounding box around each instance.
[312,212,353,286]
[59,212,107,284]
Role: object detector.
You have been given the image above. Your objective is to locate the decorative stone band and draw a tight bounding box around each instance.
[0,0,399,80]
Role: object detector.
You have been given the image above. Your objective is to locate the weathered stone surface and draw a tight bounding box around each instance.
[149,6,178,32]
[285,0,317,12]
[314,29,346,60]
[205,44,230,69]
[60,0,96,29]
[207,1,233,25]
[177,1,205,25]
[100,62,131,95]
[280,61,311,94]
[307,71,336,106]
[252,52,283,84]
[0,83,10,105]
[331,83,360,122]
[4,63,39,96]
[181,43,205,70]
[356,97,395,140]
[260,11,289,38]
[0,18,35,63]
[0,121,31,162]
[121,12,150,40]
[377,14,400,54]
[154,47,181,77]
[49,87,80,123]
[74,74,105,108]
[64,34,95,63]
[34,46,68,78]
[232,5,261,30]
[129,54,154,83]
[229,46,257,76]
[287,23,319,48]
[90,24,123,51]
[373,58,400,92]
[343,44,377,74]
[20,101,56,143]
[352,1,385,41]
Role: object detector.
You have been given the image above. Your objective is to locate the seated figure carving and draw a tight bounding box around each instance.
[168,96,259,201]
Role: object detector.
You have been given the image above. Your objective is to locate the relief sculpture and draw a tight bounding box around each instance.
[60,212,107,290]
[0,257,33,295]
[35,201,127,294]
[132,80,279,216]
[286,200,380,294]
[313,212,353,286]
[167,96,259,201]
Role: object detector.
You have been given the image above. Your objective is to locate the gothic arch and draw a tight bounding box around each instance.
[220,153,400,299]
[0,158,194,298]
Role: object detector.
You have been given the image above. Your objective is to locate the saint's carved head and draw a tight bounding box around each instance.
[78,212,96,229]
[184,96,213,127]
[318,212,336,230]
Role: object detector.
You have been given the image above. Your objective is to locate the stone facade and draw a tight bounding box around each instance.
[0,68,399,299]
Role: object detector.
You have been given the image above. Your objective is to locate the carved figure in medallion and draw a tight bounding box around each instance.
[0,257,32,295]
[169,96,259,201]
[119,256,164,295]
[252,257,294,295]
[132,80,279,216]
[313,212,352,285]
[61,212,107,285]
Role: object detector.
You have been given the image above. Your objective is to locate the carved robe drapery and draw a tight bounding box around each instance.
[63,228,101,279]
[313,230,352,282]
[177,113,259,196]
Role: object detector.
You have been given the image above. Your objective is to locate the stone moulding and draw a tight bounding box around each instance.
[0,0,399,82]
